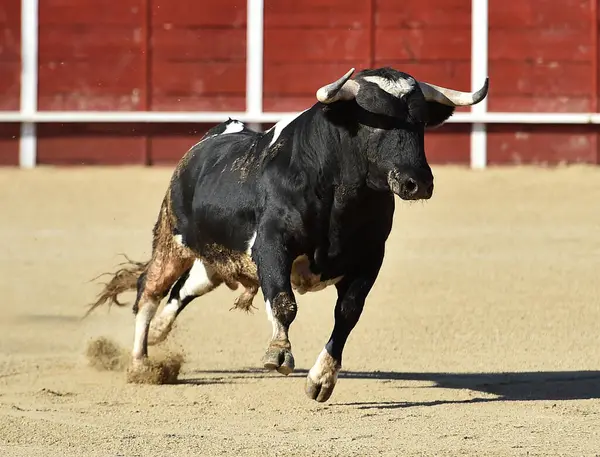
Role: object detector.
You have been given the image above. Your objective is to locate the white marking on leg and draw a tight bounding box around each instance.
[267,109,308,147]
[308,347,340,387]
[149,260,216,345]
[246,231,257,256]
[363,75,415,98]
[181,260,216,297]
[132,299,158,360]
[265,299,276,338]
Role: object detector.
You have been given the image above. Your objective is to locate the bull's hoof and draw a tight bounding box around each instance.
[305,349,340,402]
[262,347,295,375]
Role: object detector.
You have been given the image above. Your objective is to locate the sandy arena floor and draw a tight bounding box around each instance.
[0,165,599,456]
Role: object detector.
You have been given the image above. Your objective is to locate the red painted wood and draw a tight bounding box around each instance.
[151,61,245,96]
[263,63,369,97]
[0,124,19,166]
[152,28,246,61]
[0,62,20,110]
[38,3,146,112]
[264,29,370,63]
[38,0,143,25]
[376,0,470,28]
[37,56,145,110]
[147,124,215,165]
[0,0,21,111]
[38,26,142,60]
[489,61,591,96]
[488,96,592,113]
[151,0,246,27]
[487,125,598,165]
[489,0,590,29]
[375,28,471,61]
[424,125,471,164]
[489,29,591,61]
[264,0,370,28]
[36,124,147,165]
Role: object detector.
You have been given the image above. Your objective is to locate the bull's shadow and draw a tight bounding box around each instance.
[183,368,600,409]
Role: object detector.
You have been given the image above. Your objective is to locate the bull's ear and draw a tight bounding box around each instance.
[426,102,455,128]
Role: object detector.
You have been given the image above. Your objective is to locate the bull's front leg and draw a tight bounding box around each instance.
[253,224,298,376]
[305,246,384,402]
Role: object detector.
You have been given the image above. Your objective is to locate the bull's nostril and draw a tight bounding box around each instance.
[404,178,418,195]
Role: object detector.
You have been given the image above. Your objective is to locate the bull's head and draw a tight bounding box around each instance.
[316,67,489,201]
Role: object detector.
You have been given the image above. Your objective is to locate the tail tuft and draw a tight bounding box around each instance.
[84,254,149,318]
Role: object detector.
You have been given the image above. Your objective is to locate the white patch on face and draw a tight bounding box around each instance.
[222,120,245,134]
[246,232,257,256]
[363,75,415,98]
[267,109,309,147]
[290,255,343,295]
[180,260,216,297]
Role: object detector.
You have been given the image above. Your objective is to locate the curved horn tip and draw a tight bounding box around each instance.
[473,77,490,104]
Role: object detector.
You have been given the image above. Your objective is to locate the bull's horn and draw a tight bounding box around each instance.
[418,77,489,106]
[316,68,360,104]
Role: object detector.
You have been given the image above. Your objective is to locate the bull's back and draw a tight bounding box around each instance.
[169,120,263,254]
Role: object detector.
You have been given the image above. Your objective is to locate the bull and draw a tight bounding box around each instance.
[88,67,488,402]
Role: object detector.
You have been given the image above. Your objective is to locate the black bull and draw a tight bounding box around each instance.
[87,67,489,402]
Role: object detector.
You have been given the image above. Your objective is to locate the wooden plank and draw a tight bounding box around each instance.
[264,0,370,28]
[39,0,144,25]
[488,96,591,113]
[0,21,20,61]
[375,28,471,61]
[38,25,143,61]
[487,125,597,165]
[0,62,20,110]
[489,29,591,61]
[148,124,215,165]
[152,28,246,61]
[264,62,371,95]
[263,96,318,112]
[489,0,590,29]
[424,124,471,164]
[36,123,147,165]
[489,61,591,96]
[37,56,145,108]
[0,0,21,25]
[151,61,246,96]
[151,95,246,112]
[151,0,246,27]
[264,29,370,63]
[376,0,470,28]
[0,123,19,166]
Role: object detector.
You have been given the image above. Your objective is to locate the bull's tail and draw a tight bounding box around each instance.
[84,254,149,317]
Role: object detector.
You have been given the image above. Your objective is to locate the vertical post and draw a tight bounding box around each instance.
[470,0,488,169]
[19,0,39,168]
[246,0,264,131]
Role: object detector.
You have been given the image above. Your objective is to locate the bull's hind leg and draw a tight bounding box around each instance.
[253,224,297,375]
[129,245,194,381]
[148,259,222,345]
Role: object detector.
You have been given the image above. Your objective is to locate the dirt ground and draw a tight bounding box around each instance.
[1,165,599,456]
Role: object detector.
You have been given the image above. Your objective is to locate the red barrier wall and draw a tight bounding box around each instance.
[0,0,599,165]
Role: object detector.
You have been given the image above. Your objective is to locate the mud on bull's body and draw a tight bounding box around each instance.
[88,66,489,402]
